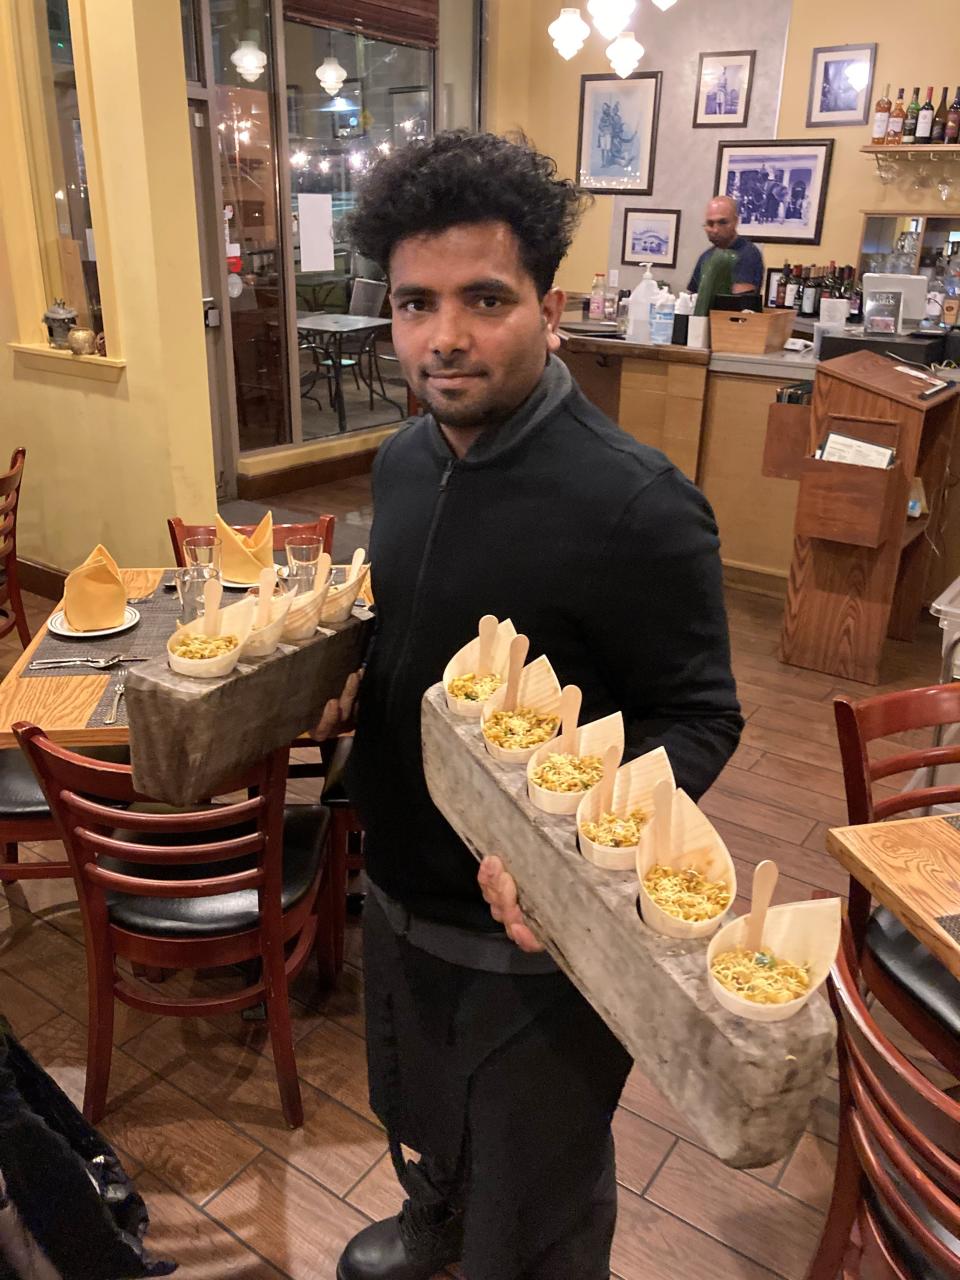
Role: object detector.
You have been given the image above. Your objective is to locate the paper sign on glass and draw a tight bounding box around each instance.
[298,193,335,273]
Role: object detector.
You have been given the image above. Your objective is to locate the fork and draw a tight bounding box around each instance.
[28,654,147,671]
[104,666,127,726]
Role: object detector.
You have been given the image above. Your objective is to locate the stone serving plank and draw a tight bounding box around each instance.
[126,615,372,804]
[421,683,836,1169]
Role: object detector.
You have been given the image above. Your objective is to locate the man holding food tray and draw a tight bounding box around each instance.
[321,131,743,1280]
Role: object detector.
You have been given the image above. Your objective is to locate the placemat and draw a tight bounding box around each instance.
[87,671,132,729]
[943,815,960,833]
[22,578,180,676]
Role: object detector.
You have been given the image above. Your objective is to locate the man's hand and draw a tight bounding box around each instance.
[314,670,362,740]
[478,856,544,953]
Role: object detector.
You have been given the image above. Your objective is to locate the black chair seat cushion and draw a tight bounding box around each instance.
[105,804,329,939]
[0,745,131,819]
[866,1177,959,1280]
[866,907,960,1041]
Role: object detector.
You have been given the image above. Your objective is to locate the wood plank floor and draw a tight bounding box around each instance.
[1,478,953,1279]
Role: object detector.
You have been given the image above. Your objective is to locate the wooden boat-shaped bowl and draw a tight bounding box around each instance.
[167,597,256,679]
[283,581,332,642]
[321,563,370,624]
[241,591,294,658]
[576,746,674,871]
[527,712,624,815]
[443,618,518,719]
[480,656,561,765]
[636,789,736,940]
[706,897,843,1023]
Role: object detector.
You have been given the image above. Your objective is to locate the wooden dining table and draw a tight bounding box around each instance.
[0,568,164,749]
[827,815,960,981]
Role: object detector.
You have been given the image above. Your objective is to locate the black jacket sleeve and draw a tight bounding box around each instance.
[584,466,742,800]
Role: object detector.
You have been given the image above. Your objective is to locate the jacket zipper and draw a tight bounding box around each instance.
[384,459,455,721]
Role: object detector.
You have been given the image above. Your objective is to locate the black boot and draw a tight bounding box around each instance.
[336,1197,462,1280]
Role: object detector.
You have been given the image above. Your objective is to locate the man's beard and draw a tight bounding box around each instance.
[418,383,513,431]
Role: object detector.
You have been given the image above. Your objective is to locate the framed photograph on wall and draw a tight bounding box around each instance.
[806,43,876,127]
[693,51,755,128]
[576,72,662,195]
[714,139,834,245]
[621,208,680,268]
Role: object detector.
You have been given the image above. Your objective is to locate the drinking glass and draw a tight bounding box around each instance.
[286,535,323,595]
[174,565,219,625]
[182,535,221,573]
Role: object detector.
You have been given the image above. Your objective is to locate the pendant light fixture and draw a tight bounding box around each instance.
[547,8,591,60]
[606,31,644,77]
[650,0,678,9]
[587,0,636,41]
[230,31,267,83]
[316,54,347,96]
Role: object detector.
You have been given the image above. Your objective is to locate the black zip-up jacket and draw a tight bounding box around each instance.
[348,359,743,931]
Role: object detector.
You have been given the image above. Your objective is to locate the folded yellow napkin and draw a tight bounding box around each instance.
[215,512,274,584]
[63,544,126,631]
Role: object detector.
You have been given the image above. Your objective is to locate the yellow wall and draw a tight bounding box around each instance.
[0,0,216,576]
[774,1,960,264]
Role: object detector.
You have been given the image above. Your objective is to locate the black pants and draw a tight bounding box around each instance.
[362,892,632,1280]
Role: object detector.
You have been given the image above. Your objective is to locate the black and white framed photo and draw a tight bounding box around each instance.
[714,139,834,245]
[693,51,755,128]
[576,72,662,195]
[621,208,680,269]
[806,43,876,127]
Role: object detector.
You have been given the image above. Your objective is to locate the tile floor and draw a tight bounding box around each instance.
[0,483,953,1279]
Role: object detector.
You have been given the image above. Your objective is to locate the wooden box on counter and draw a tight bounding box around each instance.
[762,351,960,683]
[709,307,797,355]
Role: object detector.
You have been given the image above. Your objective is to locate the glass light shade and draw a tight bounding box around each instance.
[230,36,267,84]
[547,7,591,60]
[606,31,644,77]
[651,0,678,9]
[587,0,636,40]
[316,55,348,96]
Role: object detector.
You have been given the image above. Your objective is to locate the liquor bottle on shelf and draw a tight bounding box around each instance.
[871,83,892,144]
[799,269,821,318]
[932,87,949,142]
[902,87,921,141]
[775,262,789,307]
[784,264,802,308]
[848,283,864,325]
[588,272,606,320]
[886,88,906,144]
[916,86,935,142]
[945,87,960,144]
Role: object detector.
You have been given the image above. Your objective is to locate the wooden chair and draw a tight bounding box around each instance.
[167,514,335,567]
[14,723,339,1128]
[806,916,960,1280]
[834,686,960,1080]
[0,447,32,649]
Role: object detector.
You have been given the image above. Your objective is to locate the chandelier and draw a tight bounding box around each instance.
[316,55,348,96]
[548,2,678,76]
[230,32,267,84]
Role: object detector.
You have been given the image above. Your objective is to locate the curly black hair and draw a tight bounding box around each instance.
[342,131,589,297]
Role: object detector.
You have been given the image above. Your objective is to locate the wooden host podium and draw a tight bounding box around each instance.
[763,350,960,684]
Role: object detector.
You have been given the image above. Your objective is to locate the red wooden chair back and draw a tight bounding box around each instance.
[167,514,335,567]
[807,918,960,1279]
[0,447,31,647]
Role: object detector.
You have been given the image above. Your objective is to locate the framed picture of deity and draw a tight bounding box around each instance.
[621,208,681,269]
[576,72,662,195]
[693,50,755,128]
[714,139,834,245]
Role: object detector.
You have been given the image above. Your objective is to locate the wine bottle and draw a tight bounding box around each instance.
[945,86,960,144]
[932,87,949,142]
[775,263,788,308]
[886,88,906,144]
[916,86,935,141]
[902,87,921,141]
[871,83,892,144]
[784,264,802,308]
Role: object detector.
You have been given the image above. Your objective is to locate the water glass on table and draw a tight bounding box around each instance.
[286,535,324,595]
[182,535,221,573]
[174,565,219,624]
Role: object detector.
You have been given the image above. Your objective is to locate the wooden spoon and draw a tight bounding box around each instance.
[476,614,498,677]
[744,860,779,953]
[315,552,332,597]
[652,778,674,864]
[348,546,365,582]
[202,578,222,637]
[557,685,582,755]
[502,634,529,712]
[597,744,619,814]
[256,566,275,629]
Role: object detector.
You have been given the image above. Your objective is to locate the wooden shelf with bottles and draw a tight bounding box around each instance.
[860,144,960,155]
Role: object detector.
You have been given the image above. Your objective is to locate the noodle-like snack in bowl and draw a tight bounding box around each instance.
[530,752,603,793]
[448,672,504,704]
[480,652,562,764]
[709,947,810,1005]
[483,707,558,752]
[171,633,238,660]
[581,809,648,848]
[577,746,673,870]
[643,864,731,924]
[443,617,517,718]
[167,596,255,679]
